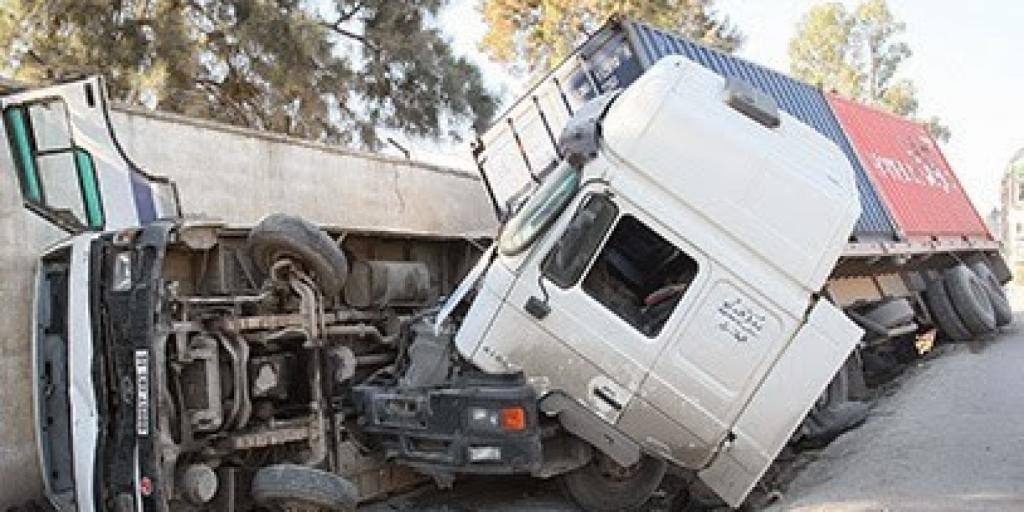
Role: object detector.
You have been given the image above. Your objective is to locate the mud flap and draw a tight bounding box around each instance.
[697,299,862,507]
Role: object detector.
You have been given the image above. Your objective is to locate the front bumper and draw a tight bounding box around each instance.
[353,373,543,475]
[93,222,175,511]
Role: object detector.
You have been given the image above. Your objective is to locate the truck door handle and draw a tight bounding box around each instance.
[593,386,623,411]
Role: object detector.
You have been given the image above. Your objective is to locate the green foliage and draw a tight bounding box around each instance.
[481,0,743,74]
[0,0,497,148]
[788,0,949,141]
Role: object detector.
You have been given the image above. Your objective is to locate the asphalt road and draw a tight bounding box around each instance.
[766,318,1024,511]
[366,311,1024,512]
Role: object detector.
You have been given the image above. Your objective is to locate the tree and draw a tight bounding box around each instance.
[788,0,949,141]
[0,0,497,148]
[481,0,742,75]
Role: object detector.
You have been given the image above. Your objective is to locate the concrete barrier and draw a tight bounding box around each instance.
[0,106,496,505]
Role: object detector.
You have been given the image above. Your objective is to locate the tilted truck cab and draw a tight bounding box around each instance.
[31,58,865,511]
[452,56,864,505]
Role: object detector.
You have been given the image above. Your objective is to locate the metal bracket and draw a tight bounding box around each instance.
[557,91,620,168]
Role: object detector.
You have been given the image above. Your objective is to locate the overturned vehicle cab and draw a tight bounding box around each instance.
[35,57,865,512]
[35,216,519,511]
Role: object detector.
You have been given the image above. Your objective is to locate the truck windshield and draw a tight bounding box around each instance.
[499,162,580,255]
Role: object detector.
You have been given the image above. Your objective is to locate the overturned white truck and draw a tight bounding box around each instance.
[21,44,1007,512]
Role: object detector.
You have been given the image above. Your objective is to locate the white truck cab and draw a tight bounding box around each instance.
[28,57,864,511]
[454,56,863,505]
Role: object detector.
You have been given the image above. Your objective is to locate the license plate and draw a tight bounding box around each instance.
[135,350,150,436]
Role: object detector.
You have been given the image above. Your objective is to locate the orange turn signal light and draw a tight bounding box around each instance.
[500,406,526,432]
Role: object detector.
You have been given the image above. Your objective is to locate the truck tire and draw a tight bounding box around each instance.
[799,356,869,447]
[925,277,972,342]
[970,262,1013,327]
[944,265,997,337]
[248,214,349,297]
[251,464,358,512]
[558,452,667,512]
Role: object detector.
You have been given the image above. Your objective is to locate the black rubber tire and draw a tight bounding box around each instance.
[558,453,667,512]
[251,464,358,512]
[944,265,997,337]
[925,277,972,342]
[247,214,349,297]
[970,261,1013,327]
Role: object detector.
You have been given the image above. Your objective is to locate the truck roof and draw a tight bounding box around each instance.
[600,56,861,292]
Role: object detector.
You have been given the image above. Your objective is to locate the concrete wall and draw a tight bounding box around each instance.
[111,106,496,237]
[0,106,495,505]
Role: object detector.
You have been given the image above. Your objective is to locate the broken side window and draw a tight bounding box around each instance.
[581,215,699,337]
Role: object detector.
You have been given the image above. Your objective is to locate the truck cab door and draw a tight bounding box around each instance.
[486,188,707,425]
[1,76,180,233]
[698,299,862,507]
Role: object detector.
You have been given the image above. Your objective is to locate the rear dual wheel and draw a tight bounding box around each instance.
[969,262,1013,327]
[927,264,1011,341]
[943,265,997,337]
[926,274,973,341]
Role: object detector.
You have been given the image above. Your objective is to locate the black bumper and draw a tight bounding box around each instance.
[94,222,175,511]
[353,373,543,475]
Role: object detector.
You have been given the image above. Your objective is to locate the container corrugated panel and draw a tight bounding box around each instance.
[622,21,896,240]
[828,94,991,240]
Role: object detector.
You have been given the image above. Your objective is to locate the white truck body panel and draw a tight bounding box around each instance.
[698,298,863,506]
[600,57,861,293]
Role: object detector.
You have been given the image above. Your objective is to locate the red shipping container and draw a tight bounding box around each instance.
[828,94,991,241]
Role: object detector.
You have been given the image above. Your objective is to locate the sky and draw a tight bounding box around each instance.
[418,0,1024,215]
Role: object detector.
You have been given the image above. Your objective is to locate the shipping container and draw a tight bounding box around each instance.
[474,18,898,241]
[827,94,991,241]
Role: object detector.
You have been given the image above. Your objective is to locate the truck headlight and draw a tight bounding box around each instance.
[467,406,526,432]
[112,252,133,291]
[468,407,500,431]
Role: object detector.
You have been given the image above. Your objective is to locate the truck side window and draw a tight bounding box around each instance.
[3,99,104,230]
[581,215,699,337]
[542,194,618,288]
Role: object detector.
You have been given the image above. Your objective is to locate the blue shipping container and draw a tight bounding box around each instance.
[475,19,897,241]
